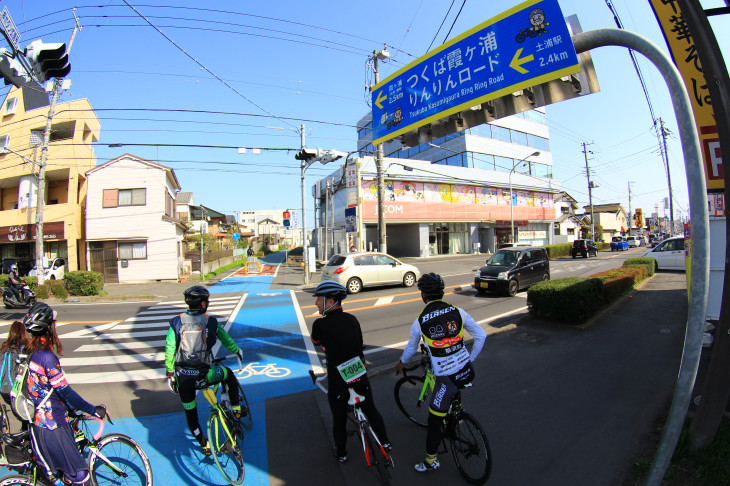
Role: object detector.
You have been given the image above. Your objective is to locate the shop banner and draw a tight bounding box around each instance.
[0,222,64,242]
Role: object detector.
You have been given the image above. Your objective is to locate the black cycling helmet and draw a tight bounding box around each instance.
[313,281,348,301]
[184,285,210,309]
[417,273,445,297]
[24,302,56,336]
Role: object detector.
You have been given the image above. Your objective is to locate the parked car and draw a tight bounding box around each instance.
[321,252,420,294]
[474,246,550,297]
[627,236,640,248]
[571,239,598,259]
[29,257,66,280]
[610,236,629,251]
[643,236,686,271]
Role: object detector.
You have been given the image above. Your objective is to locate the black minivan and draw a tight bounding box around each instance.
[474,246,550,297]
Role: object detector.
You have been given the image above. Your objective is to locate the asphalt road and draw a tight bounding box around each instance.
[0,247,664,485]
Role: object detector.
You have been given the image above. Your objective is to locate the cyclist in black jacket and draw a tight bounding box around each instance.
[310,280,391,464]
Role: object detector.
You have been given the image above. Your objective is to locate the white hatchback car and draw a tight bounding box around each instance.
[627,236,640,248]
[321,252,421,294]
[643,236,685,271]
[29,257,66,280]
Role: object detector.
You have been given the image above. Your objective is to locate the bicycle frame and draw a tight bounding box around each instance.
[309,371,392,467]
[202,387,237,446]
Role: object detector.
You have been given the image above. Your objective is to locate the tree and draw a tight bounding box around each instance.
[594,224,604,242]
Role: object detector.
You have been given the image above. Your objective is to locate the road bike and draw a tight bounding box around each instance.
[309,365,394,486]
[202,356,252,485]
[0,407,152,486]
[394,344,492,485]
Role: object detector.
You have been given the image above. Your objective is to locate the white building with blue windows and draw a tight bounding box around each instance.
[312,108,562,259]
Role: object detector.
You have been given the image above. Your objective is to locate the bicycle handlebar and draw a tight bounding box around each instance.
[308,369,328,393]
[70,407,113,441]
[211,354,244,373]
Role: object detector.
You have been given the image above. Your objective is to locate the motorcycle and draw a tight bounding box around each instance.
[2,282,36,309]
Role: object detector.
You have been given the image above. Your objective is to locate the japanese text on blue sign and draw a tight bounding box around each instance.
[371,0,579,145]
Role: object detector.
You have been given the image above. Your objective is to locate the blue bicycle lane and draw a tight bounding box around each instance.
[111,253,318,485]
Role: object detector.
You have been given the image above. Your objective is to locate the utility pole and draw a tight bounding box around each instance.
[324,179,330,261]
[34,14,80,285]
[658,118,675,234]
[582,142,596,240]
[627,181,634,235]
[371,47,389,253]
[299,124,309,284]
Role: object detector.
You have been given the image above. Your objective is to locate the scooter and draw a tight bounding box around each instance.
[2,283,36,309]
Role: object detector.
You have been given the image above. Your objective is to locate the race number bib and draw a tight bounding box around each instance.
[336,356,366,383]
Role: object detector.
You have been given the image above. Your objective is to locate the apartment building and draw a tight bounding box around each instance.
[0,86,100,274]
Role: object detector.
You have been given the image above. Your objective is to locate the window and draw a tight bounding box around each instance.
[118,241,147,260]
[567,228,575,236]
[103,188,146,207]
[561,207,570,214]
[511,130,528,146]
[491,126,511,143]
[4,98,17,115]
[0,135,9,152]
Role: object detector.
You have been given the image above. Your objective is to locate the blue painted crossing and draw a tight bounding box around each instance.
[92,254,317,485]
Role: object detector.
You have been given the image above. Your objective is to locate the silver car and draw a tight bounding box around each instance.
[321,252,421,294]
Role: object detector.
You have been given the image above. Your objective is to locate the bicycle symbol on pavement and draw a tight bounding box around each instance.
[237,362,291,379]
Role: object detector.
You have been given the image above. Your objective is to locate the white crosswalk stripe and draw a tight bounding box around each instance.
[61,294,246,384]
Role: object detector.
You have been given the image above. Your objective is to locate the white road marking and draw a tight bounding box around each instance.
[375,296,394,306]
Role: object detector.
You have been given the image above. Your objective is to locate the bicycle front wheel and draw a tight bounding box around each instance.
[231,379,252,429]
[363,428,391,486]
[448,412,492,485]
[88,433,153,486]
[394,375,430,427]
[0,474,52,485]
[207,411,245,485]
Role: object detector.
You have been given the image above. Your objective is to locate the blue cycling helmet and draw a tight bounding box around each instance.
[313,281,348,301]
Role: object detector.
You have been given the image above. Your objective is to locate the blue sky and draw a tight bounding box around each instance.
[1,0,727,226]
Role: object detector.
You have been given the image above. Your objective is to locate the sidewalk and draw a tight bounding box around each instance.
[267,271,691,486]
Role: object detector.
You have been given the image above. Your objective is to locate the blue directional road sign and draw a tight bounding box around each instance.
[232,232,240,241]
[371,0,580,146]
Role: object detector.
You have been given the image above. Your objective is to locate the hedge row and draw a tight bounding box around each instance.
[1,271,104,298]
[541,242,611,259]
[527,257,657,324]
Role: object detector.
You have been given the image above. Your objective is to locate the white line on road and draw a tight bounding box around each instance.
[374,296,394,306]
[74,340,165,352]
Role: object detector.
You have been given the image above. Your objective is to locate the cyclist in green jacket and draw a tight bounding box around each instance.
[165,285,245,455]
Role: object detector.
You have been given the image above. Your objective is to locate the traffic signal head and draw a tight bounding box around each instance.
[0,48,33,88]
[295,148,320,161]
[25,40,70,83]
[283,210,291,227]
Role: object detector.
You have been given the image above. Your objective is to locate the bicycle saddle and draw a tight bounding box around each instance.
[3,430,29,447]
[347,388,366,406]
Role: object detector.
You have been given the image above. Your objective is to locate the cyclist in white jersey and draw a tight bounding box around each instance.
[394,273,486,473]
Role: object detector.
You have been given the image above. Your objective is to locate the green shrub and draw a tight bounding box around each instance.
[543,243,572,259]
[65,271,104,296]
[624,257,656,277]
[590,268,639,303]
[527,277,603,324]
[34,284,49,299]
[0,274,37,289]
[32,280,69,300]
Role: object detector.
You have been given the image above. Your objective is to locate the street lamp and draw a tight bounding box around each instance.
[509,151,540,244]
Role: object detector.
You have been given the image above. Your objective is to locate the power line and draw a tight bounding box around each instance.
[427,0,456,52]
[443,0,468,43]
[122,0,298,129]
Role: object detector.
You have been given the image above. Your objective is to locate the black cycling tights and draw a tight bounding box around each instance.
[178,366,239,445]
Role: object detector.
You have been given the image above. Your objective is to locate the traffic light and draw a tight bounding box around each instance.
[283,210,291,227]
[295,148,320,161]
[25,40,70,83]
[0,48,33,88]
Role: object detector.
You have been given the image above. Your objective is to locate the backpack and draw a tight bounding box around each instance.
[0,347,20,395]
[9,352,52,422]
[174,313,212,369]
